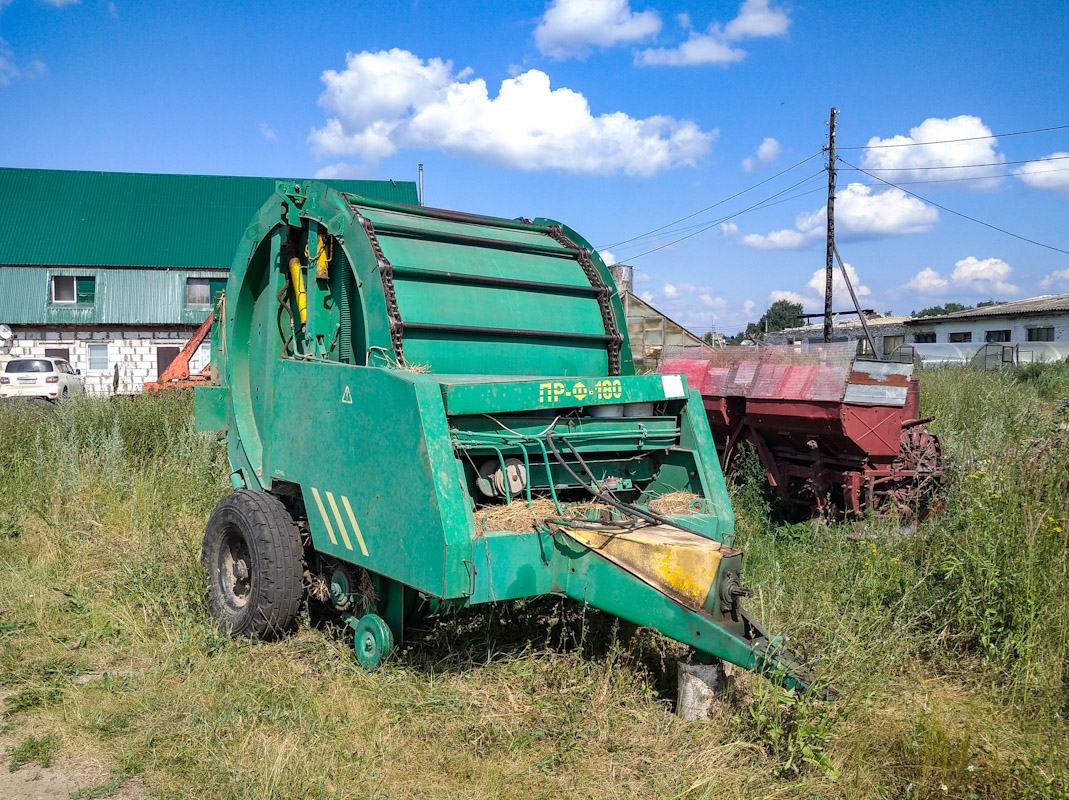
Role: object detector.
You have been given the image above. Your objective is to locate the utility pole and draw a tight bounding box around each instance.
[823,107,837,343]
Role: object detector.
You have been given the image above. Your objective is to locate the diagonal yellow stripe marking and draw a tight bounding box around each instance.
[325,491,353,551]
[309,487,337,546]
[341,495,370,557]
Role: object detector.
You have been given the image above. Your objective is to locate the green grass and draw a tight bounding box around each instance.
[0,372,1067,799]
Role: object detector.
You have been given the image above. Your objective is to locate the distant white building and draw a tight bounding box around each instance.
[905,294,1069,345]
[764,312,911,358]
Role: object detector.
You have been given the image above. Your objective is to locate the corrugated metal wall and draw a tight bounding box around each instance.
[0,267,227,325]
[0,168,419,326]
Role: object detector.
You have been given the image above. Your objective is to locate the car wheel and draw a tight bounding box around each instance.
[201,490,304,640]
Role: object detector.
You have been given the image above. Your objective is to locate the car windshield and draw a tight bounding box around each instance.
[4,359,53,373]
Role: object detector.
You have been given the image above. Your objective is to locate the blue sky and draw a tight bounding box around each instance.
[2,0,1068,335]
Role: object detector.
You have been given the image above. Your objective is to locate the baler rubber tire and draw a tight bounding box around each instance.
[201,490,303,641]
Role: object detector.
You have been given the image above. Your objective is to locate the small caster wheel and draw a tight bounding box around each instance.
[348,613,393,669]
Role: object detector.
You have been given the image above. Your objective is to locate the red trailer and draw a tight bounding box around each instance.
[660,343,945,518]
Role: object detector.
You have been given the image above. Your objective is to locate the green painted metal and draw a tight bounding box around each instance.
[0,266,230,325]
[196,180,822,694]
[0,168,417,268]
[0,168,417,326]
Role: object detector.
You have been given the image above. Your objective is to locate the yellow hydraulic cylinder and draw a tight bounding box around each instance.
[288,257,307,326]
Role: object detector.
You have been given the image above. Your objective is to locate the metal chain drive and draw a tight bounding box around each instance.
[546,225,624,375]
[355,211,406,363]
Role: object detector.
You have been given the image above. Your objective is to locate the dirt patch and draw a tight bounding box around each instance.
[0,691,147,800]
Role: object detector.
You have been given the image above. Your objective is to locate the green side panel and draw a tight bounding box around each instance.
[400,333,609,377]
[268,361,474,599]
[194,385,229,431]
[441,373,688,415]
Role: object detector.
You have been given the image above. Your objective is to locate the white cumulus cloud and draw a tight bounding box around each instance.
[309,49,714,177]
[1040,268,1069,289]
[859,116,1005,189]
[742,137,780,172]
[1014,152,1069,192]
[258,122,277,142]
[766,263,870,314]
[805,261,871,299]
[314,162,377,180]
[732,183,938,249]
[905,256,1019,297]
[535,0,661,59]
[636,0,789,67]
[768,290,811,308]
[0,37,45,87]
[905,267,949,293]
[663,282,679,298]
[598,249,618,266]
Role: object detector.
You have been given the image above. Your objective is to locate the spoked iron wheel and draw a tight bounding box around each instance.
[879,426,947,519]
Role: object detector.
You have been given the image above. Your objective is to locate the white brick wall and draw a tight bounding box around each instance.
[907,312,1069,344]
[0,326,201,394]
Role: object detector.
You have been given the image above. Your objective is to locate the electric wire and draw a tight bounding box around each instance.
[838,156,1069,257]
[619,169,826,262]
[838,123,1069,150]
[607,177,827,254]
[598,150,824,250]
[840,164,1069,186]
[854,155,1069,171]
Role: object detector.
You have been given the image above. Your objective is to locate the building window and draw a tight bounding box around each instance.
[44,347,70,362]
[913,333,936,344]
[949,332,972,343]
[883,335,904,357]
[985,329,1011,342]
[50,276,95,304]
[1027,327,1054,342]
[88,344,109,371]
[186,277,227,306]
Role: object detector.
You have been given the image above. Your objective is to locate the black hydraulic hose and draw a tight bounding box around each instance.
[544,432,700,534]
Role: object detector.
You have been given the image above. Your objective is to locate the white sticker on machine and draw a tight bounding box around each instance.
[661,374,685,398]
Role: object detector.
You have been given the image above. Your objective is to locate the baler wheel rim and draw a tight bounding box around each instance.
[201,490,304,641]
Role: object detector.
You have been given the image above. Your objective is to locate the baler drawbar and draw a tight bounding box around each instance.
[194,180,824,695]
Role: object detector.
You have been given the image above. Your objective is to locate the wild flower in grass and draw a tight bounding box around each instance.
[967,765,976,772]
[990,493,1000,500]
[1053,526,1064,534]
[940,783,948,792]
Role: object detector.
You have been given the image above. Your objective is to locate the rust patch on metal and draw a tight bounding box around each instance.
[847,370,910,388]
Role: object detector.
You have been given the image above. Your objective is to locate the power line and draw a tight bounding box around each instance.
[622,169,826,262]
[854,155,1069,171]
[598,150,823,250]
[608,177,827,252]
[838,123,1069,151]
[841,164,1069,187]
[838,157,1069,257]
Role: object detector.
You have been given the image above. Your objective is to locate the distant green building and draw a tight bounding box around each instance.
[0,168,418,392]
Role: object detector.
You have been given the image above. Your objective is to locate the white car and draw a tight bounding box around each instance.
[0,357,86,401]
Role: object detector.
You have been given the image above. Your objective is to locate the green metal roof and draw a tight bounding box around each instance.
[0,168,419,325]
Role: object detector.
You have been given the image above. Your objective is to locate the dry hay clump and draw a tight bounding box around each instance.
[474,491,702,535]
[649,491,701,515]
[474,498,610,535]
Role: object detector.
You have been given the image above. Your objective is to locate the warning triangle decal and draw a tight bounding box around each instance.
[341,386,352,404]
